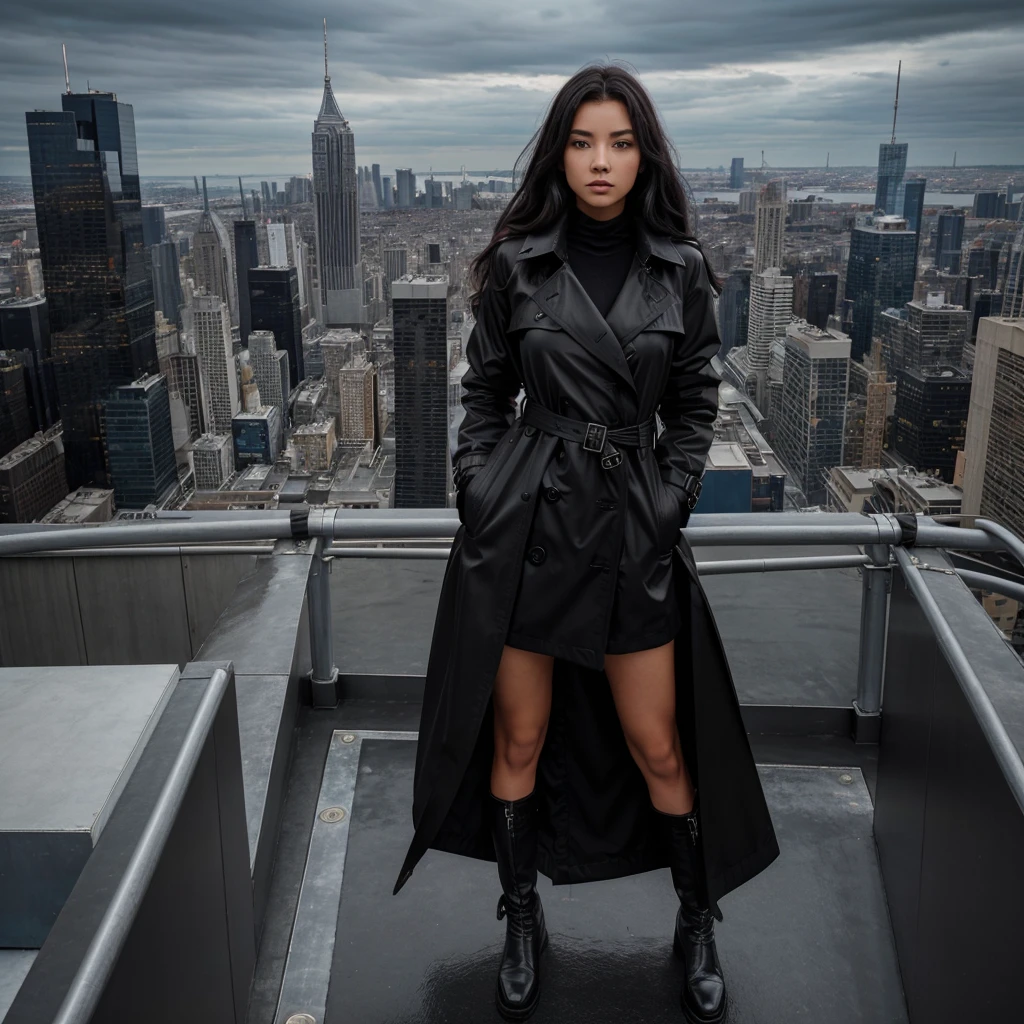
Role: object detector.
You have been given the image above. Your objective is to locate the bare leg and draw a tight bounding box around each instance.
[603,639,695,814]
[491,644,554,800]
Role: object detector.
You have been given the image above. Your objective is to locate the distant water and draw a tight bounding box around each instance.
[693,190,976,207]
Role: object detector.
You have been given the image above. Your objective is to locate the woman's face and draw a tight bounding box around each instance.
[561,98,641,221]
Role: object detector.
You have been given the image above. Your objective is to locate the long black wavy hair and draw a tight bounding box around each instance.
[468,61,721,314]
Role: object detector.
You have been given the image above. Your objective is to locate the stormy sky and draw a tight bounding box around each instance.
[2,0,1023,178]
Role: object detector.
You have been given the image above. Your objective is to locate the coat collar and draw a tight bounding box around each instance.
[508,206,687,405]
[514,206,689,269]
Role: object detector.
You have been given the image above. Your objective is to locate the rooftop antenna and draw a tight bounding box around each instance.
[238,176,246,217]
[323,17,329,79]
[61,42,71,94]
[202,175,210,213]
[890,60,901,145]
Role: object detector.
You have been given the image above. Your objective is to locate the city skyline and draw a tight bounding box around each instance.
[1,2,1023,177]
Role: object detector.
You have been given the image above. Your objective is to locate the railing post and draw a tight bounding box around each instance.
[853,542,891,743]
[308,535,339,708]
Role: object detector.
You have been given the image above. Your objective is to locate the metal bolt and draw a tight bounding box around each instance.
[286,1015,317,1024]
[838,773,854,785]
[319,806,346,823]
[342,733,356,743]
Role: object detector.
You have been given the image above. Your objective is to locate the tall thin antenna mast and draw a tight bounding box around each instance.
[202,176,210,213]
[61,43,71,94]
[890,60,901,145]
[323,17,329,78]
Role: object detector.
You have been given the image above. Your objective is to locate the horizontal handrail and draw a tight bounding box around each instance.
[894,547,1024,818]
[0,510,1015,558]
[957,569,1024,605]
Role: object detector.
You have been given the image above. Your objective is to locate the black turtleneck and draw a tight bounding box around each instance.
[565,203,636,319]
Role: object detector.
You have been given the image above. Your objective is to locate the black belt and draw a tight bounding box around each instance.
[522,398,656,469]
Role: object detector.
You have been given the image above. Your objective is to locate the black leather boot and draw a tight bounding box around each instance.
[489,786,549,1021]
[654,794,727,1023]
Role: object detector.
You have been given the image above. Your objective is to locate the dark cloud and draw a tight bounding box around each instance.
[1,1,1022,175]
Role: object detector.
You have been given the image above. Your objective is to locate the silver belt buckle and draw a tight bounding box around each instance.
[583,422,607,452]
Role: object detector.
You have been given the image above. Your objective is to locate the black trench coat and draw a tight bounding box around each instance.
[393,209,780,920]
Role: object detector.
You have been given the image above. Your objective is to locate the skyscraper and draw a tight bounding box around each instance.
[233,220,259,346]
[0,295,57,431]
[396,168,415,209]
[902,176,926,273]
[104,373,177,509]
[719,268,751,355]
[190,294,238,433]
[381,175,394,210]
[249,266,302,390]
[729,158,744,190]
[874,143,908,216]
[774,321,851,504]
[936,212,965,272]
[26,89,158,489]
[746,268,793,377]
[371,163,383,207]
[845,216,917,362]
[312,23,363,327]
[151,241,183,327]
[753,179,786,274]
[392,276,448,507]
[892,365,971,482]
[193,179,233,318]
[961,317,1024,535]
[806,273,839,331]
[247,330,289,428]
[879,296,972,378]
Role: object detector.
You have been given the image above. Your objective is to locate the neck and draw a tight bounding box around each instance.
[573,195,628,221]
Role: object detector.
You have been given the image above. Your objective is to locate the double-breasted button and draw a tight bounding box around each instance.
[534,310,546,320]
[527,545,546,565]
[521,491,531,501]
[545,486,560,503]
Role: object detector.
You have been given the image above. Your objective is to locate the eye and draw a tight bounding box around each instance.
[614,140,633,148]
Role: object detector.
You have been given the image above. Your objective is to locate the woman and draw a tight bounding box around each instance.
[393,63,780,1023]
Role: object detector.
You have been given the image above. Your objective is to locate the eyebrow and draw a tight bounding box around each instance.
[568,128,635,137]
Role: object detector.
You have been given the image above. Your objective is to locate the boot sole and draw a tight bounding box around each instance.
[495,931,549,1021]
[674,930,728,1024]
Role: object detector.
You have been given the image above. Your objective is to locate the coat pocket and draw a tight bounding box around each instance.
[465,421,520,532]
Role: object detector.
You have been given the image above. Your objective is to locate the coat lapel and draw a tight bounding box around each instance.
[513,208,686,397]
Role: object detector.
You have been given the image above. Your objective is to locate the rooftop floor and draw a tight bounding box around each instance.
[246,700,898,1024]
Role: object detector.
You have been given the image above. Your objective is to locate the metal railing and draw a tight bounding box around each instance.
[2,510,1023,731]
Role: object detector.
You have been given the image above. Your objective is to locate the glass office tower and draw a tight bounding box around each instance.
[845,218,917,362]
[874,142,908,216]
[26,91,157,489]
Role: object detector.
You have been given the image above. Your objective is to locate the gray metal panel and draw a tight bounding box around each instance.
[198,553,313,678]
[0,951,36,1019]
[181,552,258,657]
[73,555,193,665]
[0,664,179,947]
[0,558,86,667]
[876,549,1024,1022]
[194,555,309,929]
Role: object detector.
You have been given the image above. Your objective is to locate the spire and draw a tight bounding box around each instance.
[317,17,345,123]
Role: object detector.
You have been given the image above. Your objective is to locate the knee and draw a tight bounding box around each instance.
[495,724,546,773]
[635,737,682,781]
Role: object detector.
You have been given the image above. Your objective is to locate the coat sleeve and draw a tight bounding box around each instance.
[452,242,522,498]
[655,245,722,512]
